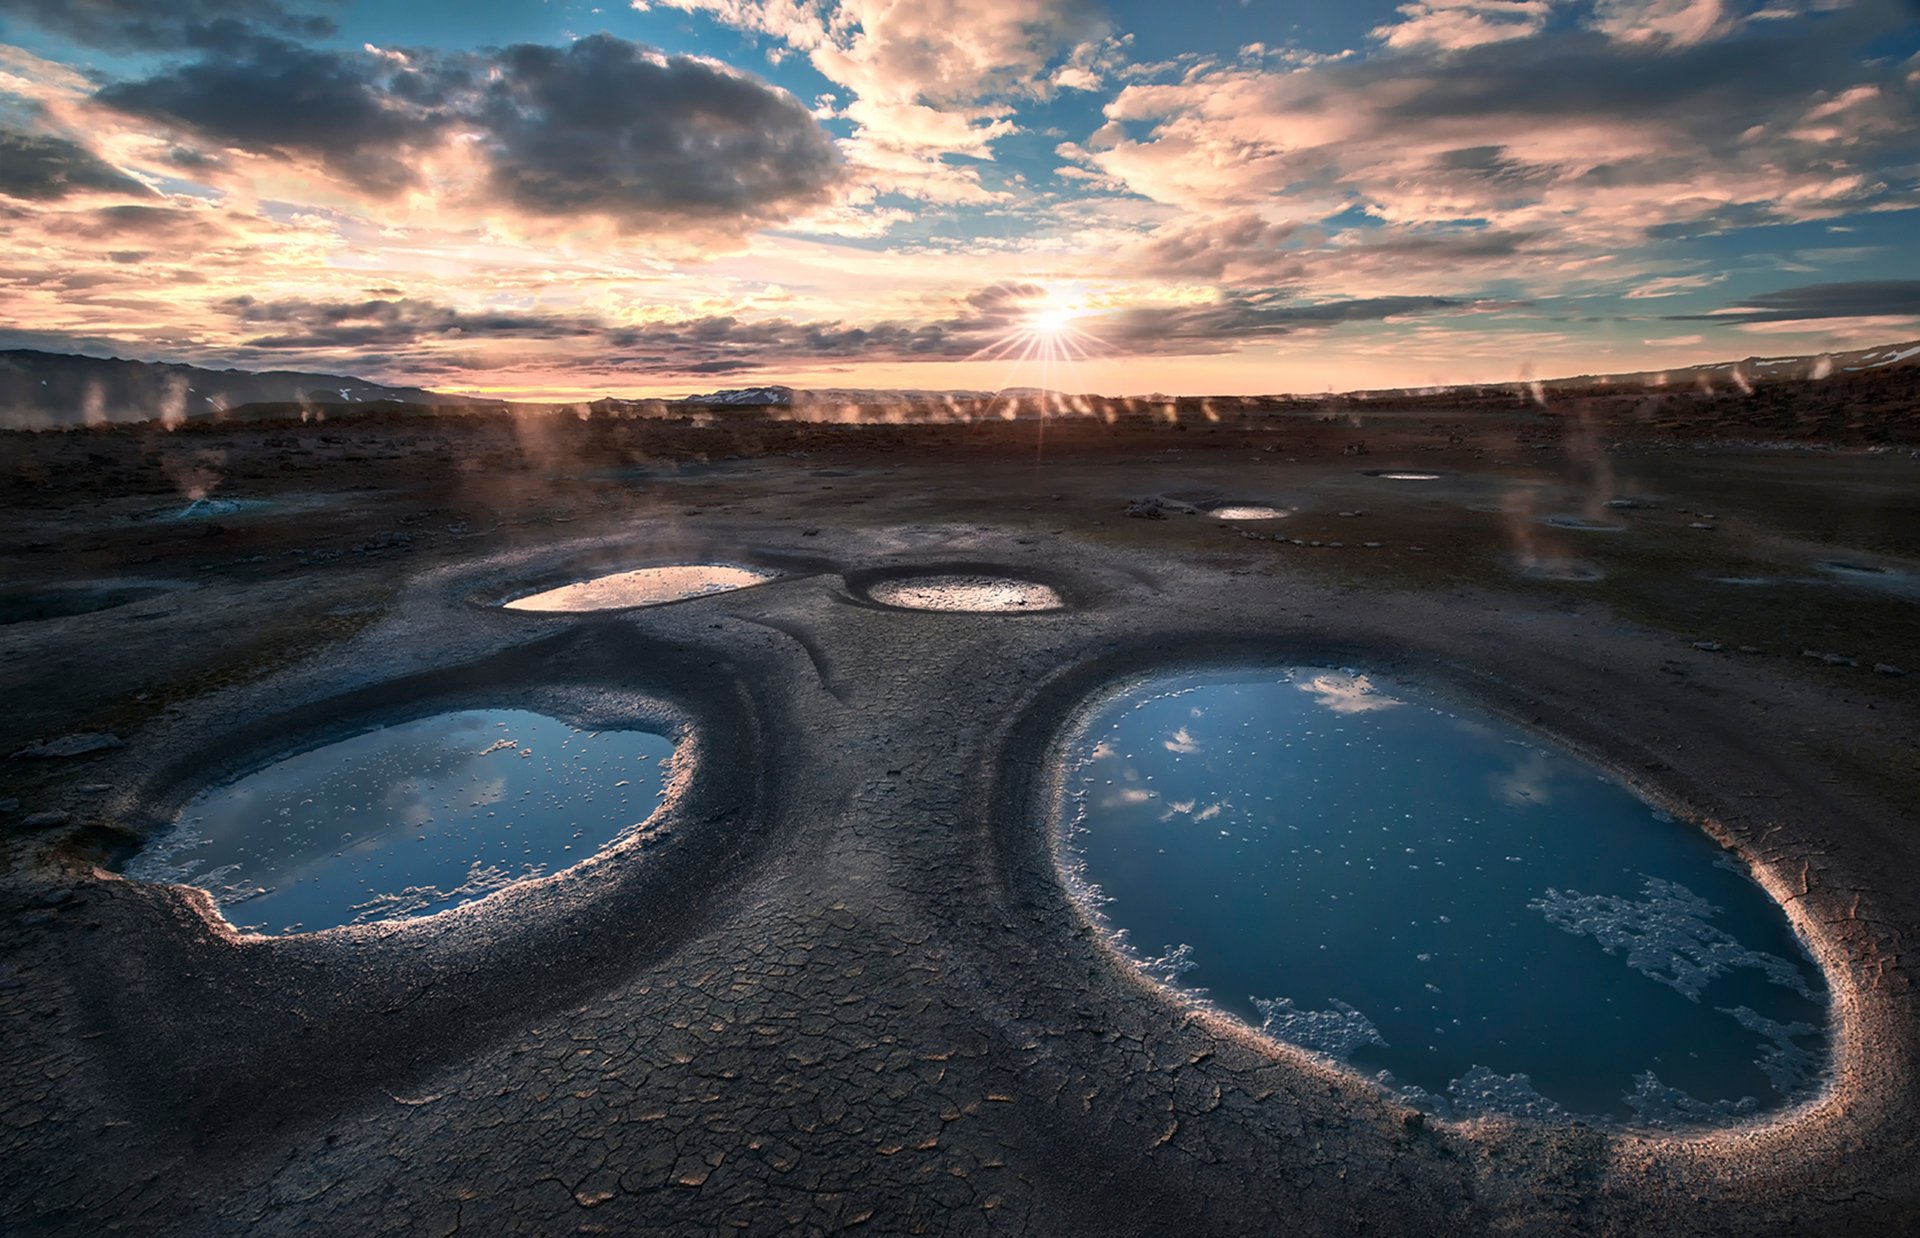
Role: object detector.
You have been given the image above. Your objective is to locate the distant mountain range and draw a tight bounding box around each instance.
[0,349,492,427]
[1393,340,1920,397]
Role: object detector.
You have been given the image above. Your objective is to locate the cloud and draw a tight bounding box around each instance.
[651,0,1108,200]
[220,295,606,349]
[0,129,153,200]
[1374,0,1556,51]
[203,283,1474,376]
[94,35,449,198]
[1075,3,1920,250]
[1669,280,1920,322]
[472,36,842,229]
[0,0,337,51]
[91,33,842,232]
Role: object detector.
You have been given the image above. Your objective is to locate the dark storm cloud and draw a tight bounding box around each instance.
[91,32,843,227]
[0,129,152,200]
[0,0,335,51]
[472,35,843,227]
[1670,281,1920,324]
[95,36,447,198]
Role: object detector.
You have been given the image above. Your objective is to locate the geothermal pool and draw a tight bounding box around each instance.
[865,574,1065,612]
[1059,668,1828,1125]
[504,564,778,612]
[124,709,675,934]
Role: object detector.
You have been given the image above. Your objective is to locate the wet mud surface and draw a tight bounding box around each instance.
[1,411,1917,1233]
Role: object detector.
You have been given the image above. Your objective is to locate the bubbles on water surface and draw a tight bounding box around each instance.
[123,709,676,933]
[1058,668,1829,1126]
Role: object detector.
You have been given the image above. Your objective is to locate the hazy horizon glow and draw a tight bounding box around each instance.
[2,0,1917,399]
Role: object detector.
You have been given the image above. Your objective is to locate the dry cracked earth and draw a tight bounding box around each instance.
[2,408,1918,1234]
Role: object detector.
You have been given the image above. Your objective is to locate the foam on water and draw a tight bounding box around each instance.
[504,564,778,612]
[1057,668,1828,1125]
[123,709,675,933]
[866,574,1065,612]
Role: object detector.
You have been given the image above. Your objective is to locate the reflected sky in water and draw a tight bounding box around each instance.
[505,565,777,612]
[125,710,674,934]
[1061,668,1828,1125]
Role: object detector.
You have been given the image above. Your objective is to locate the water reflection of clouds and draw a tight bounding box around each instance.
[1490,750,1556,809]
[1164,726,1202,754]
[1297,672,1402,714]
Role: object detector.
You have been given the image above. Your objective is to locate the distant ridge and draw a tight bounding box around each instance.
[0,349,495,427]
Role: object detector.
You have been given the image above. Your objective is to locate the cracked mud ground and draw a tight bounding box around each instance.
[2,412,1917,1234]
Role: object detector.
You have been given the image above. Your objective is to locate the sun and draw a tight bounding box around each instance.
[1027,303,1078,336]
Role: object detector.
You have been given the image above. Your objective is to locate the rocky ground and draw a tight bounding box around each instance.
[1,399,1916,1233]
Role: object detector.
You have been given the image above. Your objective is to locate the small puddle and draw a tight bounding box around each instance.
[1513,557,1605,583]
[1058,667,1828,1125]
[123,709,675,934]
[1209,504,1290,521]
[504,564,778,612]
[1366,471,1442,481]
[147,497,274,522]
[865,574,1066,613]
[1540,516,1626,533]
[1815,560,1920,599]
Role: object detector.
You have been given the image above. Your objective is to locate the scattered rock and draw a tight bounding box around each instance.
[77,783,112,794]
[21,810,70,828]
[1689,522,1715,530]
[1875,663,1907,677]
[1124,498,1168,520]
[12,732,123,759]
[1692,641,1723,652]
[1737,645,1764,655]
[1363,541,1383,549]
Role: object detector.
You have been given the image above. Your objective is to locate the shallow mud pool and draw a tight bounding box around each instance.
[865,573,1066,612]
[122,709,675,934]
[1059,668,1829,1125]
[503,564,778,612]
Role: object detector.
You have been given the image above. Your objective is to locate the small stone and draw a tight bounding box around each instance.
[1363,541,1383,549]
[21,811,70,828]
[1692,641,1723,652]
[1875,663,1907,677]
[1690,522,1715,530]
[1822,653,1857,667]
[1737,646,1764,655]
[78,783,112,794]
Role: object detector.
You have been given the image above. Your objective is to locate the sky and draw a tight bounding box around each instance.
[1,0,1918,400]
